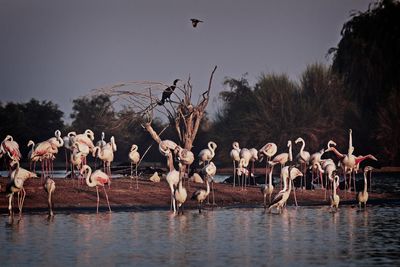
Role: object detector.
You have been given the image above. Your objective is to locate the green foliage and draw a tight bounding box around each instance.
[70,95,115,134]
[375,89,400,164]
[329,0,400,162]
[212,64,356,165]
[331,0,400,110]
[0,99,64,157]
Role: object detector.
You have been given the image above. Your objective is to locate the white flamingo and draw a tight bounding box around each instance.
[129,144,141,189]
[260,164,275,208]
[198,141,217,166]
[269,140,293,189]
[330,174,340,212]
[295,137,310,189]
[357,166,373,210]
[268,166,302,213]
[6,161,37,216]
[249,148,258,184]
[230,141,241,187]
[44,177,56,216]
[191,176,210,213]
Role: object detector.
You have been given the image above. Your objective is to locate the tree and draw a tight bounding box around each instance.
[98,66,218,151]
[330,0,400,109]
[0,99,65,158]
[70,95,115,135]
[329,0,400,161]
[211,64,355,165]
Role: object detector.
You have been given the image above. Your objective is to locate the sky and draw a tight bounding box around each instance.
[0,0,371,121]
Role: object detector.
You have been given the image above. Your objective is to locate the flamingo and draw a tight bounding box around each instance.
[44,177,56,216]
[295,137,310,189]
[159,139,178,156]
[1,135,22,162]
[74,129,95,165]
[30,131,63,179]
[330,173,340,212]
[357,166,372,210]
[173,167,187,215]
[259,142,278,162]
[27,140,40,171]
[165,150,180,212]
[63,131,76,173]
[259,142,277,190]
[237,156,250,190]
[268,166,302,214]
[260,164,275,208]
[6,161,37,215]
[269,140,293,189]
[96,132,107,148]
[129,144,141,189]
[198,141,217,166]
[322,159,336,199]
[249,148,258,184]
[230,141,241,187]
[175,146,194,187]
[202,161,217,205]
[240,148,252,188]
[92,136,117,179]
[80,165,111,213]
[70,142,86,182]
[191,176,210,213]
[310,148,327,189]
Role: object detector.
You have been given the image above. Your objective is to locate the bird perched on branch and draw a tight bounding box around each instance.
[190,18,203,28]
[158,79,180,105]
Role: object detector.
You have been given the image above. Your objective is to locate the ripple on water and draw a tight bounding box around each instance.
[1,205,400,266]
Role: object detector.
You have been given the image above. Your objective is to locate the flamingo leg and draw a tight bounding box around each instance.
[8,193,13,216]
[136,164,139,190]
[233,160,236,187]
[103,186,111,212]
[292,180,298,207]
[48,192,54,216]
[130,162,133,189]
[96,186,100,213]
[212,181,215,206]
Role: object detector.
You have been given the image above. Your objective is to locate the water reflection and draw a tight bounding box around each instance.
[1,206,400,266]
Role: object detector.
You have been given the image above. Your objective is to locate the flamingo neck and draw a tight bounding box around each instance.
[167,152,175,172]
[268,165,274,186]
[363,172,368,193]
[84,166,96,187]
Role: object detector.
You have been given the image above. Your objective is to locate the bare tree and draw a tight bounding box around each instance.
[97,66,217,150]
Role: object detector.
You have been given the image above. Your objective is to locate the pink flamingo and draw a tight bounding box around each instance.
[1,135,22,163]
[80,165,111,213]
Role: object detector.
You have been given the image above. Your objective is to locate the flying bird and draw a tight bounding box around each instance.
[190,18,203,28]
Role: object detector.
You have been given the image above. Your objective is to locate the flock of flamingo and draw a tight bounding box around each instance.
[0,128,378,217]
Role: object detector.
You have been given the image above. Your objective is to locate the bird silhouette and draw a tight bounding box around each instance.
[158,79,180,105]
[190,18,203,28]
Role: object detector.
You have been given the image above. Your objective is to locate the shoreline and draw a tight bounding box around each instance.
[1,176,399,215]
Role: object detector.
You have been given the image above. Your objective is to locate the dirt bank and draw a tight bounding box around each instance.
[0,176,399,214]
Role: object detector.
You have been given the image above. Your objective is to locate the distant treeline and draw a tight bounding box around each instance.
[1,0,399,166]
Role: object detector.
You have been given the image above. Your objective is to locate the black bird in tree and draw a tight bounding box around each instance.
[158,79,180,105]
[190,18,203,28]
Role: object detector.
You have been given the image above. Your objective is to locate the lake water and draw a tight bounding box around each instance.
[1,205,400,266]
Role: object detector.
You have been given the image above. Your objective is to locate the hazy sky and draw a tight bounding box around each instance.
[0,0,371,121]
